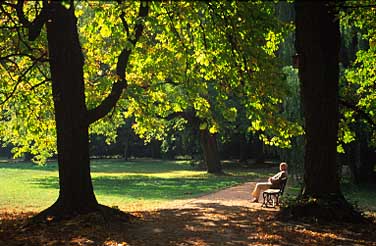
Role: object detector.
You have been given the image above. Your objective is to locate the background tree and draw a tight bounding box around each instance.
[274,2,305,178]
[338,1,376,184]
[119,1,303,173]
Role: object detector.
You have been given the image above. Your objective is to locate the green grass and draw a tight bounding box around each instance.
[342,183,376,212]
[2,159,374,214]
[0,159,270,212]
[284,180,376,213]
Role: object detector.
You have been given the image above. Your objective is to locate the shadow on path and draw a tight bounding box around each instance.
[1,182,376,246]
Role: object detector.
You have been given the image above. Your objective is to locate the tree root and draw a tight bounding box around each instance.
[27,201,135,227]
[277,194,370,224]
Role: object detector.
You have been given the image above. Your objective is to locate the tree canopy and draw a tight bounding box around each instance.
[1,1,303,165]
[339,1,376,145]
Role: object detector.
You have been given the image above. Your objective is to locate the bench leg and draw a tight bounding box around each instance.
[262,193,282,208]
[262,193,274,208]
[275,194,280,206]
[262,193,268,207]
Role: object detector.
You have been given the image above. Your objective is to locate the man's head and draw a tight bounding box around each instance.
[280,162,288,171]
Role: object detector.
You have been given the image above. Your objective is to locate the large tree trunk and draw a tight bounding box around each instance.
[38,2,98,218]
[282,1,364,223]
[18,1,148,222]
[199,129,222,174]
[297,1,340,196]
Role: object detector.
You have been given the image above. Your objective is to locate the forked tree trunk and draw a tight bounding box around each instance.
[41,2,98,217]
[19,1,148,221]
[199,129,222,174]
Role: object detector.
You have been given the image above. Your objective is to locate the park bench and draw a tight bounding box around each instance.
[261,177,288,208]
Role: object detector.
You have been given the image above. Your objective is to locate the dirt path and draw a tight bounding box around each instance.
[121,181,285,246]
[157,181,272,210]
[120,182,376,246]
[1,182,376,246]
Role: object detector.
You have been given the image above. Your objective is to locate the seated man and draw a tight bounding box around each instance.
[251,162,288,203]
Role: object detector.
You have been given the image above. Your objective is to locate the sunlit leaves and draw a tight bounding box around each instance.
[0,1,52,163]
[263,30,283,56]
[121,1,302,148]
[78,2,128,111]
[340,2,376,144]
[0,0,304,161]
[0,83,56,164]
[0,1,146,163]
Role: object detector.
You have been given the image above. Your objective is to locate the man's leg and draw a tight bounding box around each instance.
[251,182,271,202]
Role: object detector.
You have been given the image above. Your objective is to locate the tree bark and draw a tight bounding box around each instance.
[199,129,222,174]
[296,1,341,196]
[355,130,376,184]
[285,1,365,223]
[123,136,130,161]
[252,134,265,164]
[12,1,148,221]
[238,133,249,164]
[41,2,98,217]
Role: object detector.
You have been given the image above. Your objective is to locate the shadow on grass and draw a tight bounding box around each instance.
[0,159,276,175]
[342,183,376,212]
[29,174,258,200]
[0,161,58,171]
[90,160,197,174]
[1,202,375,246]
[0,160,200,174]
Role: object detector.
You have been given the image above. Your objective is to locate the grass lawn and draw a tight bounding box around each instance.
[1,159,374,214]
[342,182,376,213]
[284,180,376,215]
[0,159,271,212]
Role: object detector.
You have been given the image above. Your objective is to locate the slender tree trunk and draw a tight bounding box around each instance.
[252,134,265,164]
[199,129,222,174]
[41,2,98,217]
[238,133,248,164]
[357,131,376,184]
[123,137,130,161]
[119,125,131,161]
[151,140,161,159]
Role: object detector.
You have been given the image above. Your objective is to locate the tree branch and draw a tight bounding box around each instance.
[0,78,20,106]
[199,19,208,50]
[0,53,47,62]
[0,53,46,105]
[163,111,197,123]
[164,7,187,50]
[116,2,149,80]
[138,78,180,90]
[30,78,51,91]
[338,4,376,9]
[15,0,31,26]
[87,2,149,125]
[120,12,130,37]
[339,98,376,129]
[16,0,48,41]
